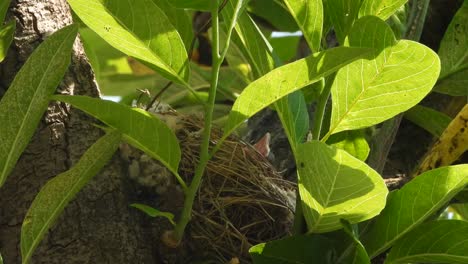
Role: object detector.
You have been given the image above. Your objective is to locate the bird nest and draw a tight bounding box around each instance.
[122,105,296,263]
[164,112,295,263]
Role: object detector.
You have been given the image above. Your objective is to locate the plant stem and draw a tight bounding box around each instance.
[314,75,335,141]
[173,2,222,241]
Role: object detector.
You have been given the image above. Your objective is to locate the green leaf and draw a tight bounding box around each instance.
[385,220,468,264]
[169,0,211,11]
[326,130,370,161]
[0,0,9,23]
[268,34,302,63]
[328,16,440,136]
[0,252,3,264]
[249,235,337,264]
[323,0,362,44]
[151,0,193,51]
[359,0,408,20]
[0,20,15,62]
[452,203,468,220]
[130,203,175,225]
[222,3,275,78]
[435,1,468,96]
[404,105,452,137]
[297,141,388,233]
[339,220,370,264]
[361,165,468,258]
[21,130,121,264]
[52,95,181,179]
[67,0,190,85]
[247,0,299,32]
[275,91,309,151]
[0,25,77,188]
[223,46,371,138]
[283,0,323,52]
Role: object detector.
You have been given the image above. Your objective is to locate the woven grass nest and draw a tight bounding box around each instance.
[124,105,296,263]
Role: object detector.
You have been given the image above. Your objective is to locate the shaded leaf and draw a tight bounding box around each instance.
[224,46,371,138]
[323,0,362,44]
[67,0,190,85]
[435,1,468,96]
[297,141,388,233]
[404,105,452,137]
[275,91,309,151]
[329,16,440,136]
[247,0,298,32]
[339,219,370,264]
[385,220,468,264]
[452,203,468,220]
[21,130,121,264]
[283,0,323,52]
[361,165,468,258]
[51,95,181,178]
[0,25,77,187]
[0,20,15,62]
[169,0,211,11]
[130,203,175,225]
[326,130,370,161]
[0,0,9,23]
[359,0,408,20]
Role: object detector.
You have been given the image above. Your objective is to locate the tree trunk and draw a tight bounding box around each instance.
[0,1,157,263]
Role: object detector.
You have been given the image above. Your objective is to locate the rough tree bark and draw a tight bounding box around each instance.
[0,1,157,263]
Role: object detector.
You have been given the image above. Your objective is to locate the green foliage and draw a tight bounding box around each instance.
[326,130,370,161]
[404,105,452,137]
[359,0,409,20]
[323,0,362,44]
[130,203,175,225]
[361,165,468,257]
[328,16,440,137]
[67,0,191,86]
[51,95,183,185]
[169,0,212,11]
[0,20,14,62]
[434,0,468,96]
[297,141,388,233]
[0,25,77,188]
[0,0,10,23]
[21,130,121,264]
[223,46,372,139]
[385,220,468,264]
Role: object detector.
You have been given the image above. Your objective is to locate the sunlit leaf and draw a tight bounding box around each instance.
[21,130,121,264]
[385,220,468,264]
[0,25,77,188]
[359,0,408,20]
[283,0,323,52]
[328,16,440,136]
[361,165,468,258]
[326,130,370,161]
[67,0,190,85]
[434,1,468,96]
[297,141,388,233]
[130,203,175,225]
[322,0,362,44]
[51,95,181,178]
[404,105,451,137]
[0,20,15,62]
[224,47,371,138]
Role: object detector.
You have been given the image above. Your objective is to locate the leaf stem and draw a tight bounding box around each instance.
[314,74,335,141]
[173,1,223,241]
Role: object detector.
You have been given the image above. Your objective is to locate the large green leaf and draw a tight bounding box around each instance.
[359,0,408,20]
[297,141,388,233]
[0,0,9,23]
[0,20,15,62]
[222,2,275,78]
[21,130,121,264]
[434,1,468,96]
[385,220,468,264]
[67,0,190,85]
[275,91,309,151]
[151,0,193,51]
[247,0,299,32]
[326,130,370,161]
[0,25,77,188]
[361,165,468,258]
[283,0,323,52]
[169,0,211,11]
[322,0,362,44]
[51,95,181,178]
[223,46,371,138]
[328,16,440,136]
[404,105,451,137]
